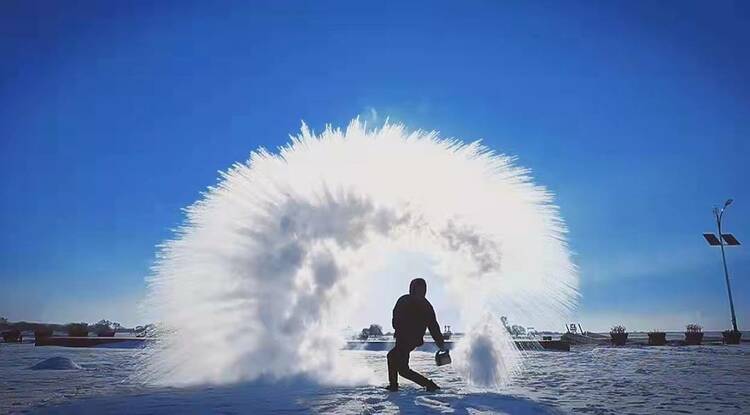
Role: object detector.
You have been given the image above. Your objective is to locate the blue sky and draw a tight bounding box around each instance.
[1,1,748,331]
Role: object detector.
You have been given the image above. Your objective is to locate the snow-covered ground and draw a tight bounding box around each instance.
[1,342,748,414]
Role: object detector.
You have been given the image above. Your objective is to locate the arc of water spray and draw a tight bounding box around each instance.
[143,119,578,388]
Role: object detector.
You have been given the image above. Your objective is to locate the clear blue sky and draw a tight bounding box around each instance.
[1,1,748,331]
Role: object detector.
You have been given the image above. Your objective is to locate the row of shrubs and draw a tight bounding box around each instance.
[609,324,742,346]
[36,322,116,338]
[0,323,117,342]
[2,318,129,343]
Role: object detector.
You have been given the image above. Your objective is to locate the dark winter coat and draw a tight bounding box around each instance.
[391,293,444,348]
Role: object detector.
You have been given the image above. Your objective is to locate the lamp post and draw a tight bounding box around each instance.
[703,199,742,344]
[715,199,738,333]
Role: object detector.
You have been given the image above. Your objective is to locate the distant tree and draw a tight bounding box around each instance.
[94,319,113,328]
[92,320,116,336]
[368,324,383,336]
[67,322,89,337]
[358,324,384,340]
[510,325,526,336]
[0,316,8,326]
[501,316,518,335]
[135,324,157,338]
[610,325,626,334]
[686,324,702,333]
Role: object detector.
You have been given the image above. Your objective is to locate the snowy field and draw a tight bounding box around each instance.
[1,343,748,414]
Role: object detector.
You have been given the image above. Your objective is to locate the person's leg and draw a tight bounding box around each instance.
[396,346,440,390]
[386,346,401,389]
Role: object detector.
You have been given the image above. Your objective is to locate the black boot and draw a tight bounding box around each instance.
[384,384,399,392]
[424,380,440,392]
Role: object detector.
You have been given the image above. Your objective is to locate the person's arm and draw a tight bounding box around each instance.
[392,296,405,336]
[425,301,445,348]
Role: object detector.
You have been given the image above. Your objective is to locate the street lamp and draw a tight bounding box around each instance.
[702,198,742,344]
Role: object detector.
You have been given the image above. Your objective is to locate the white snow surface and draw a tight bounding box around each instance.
[2,343,749,414]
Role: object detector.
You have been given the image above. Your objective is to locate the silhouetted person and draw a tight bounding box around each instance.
[385,278,444,392]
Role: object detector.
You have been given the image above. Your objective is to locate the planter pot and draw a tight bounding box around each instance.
[610,332,628,346]
[34,327,53,338]
[648,332,666,346]
[2,329,22,343]
[684,332,704,345]
[722,330,742,345]
[67,327,89,337]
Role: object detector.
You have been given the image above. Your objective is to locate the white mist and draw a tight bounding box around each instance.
[142,119,578,389]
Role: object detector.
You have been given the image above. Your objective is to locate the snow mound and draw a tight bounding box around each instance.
[29,357,82,370]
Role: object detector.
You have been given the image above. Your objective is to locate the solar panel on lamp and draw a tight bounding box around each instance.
[703,233,721,246]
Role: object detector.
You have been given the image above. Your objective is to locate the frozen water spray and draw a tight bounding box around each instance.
[142,119,577,388]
